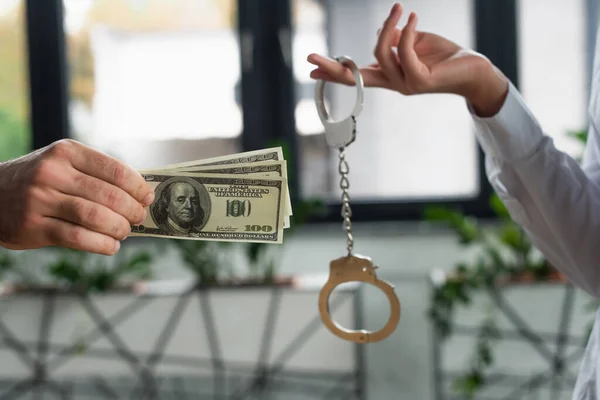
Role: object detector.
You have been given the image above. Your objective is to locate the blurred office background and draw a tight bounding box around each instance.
[0,0,597,398]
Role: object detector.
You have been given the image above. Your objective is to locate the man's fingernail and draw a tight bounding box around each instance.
[142,192,154,206]
[114,241,121,253]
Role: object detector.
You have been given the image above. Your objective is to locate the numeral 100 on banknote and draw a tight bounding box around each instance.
[244,224,274,232]
[225,199,252,217]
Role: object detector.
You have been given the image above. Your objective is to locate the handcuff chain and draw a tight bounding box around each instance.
[338,145,353,256]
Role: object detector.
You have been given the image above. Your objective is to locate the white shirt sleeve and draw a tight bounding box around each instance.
[468,81,600,298]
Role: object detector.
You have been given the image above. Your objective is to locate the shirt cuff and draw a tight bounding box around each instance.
[466,81,544,162]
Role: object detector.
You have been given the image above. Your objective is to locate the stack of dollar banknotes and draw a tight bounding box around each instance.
[129,147,291,244]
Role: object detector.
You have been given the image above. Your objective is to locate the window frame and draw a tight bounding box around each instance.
[22,0,596,224]
[288,0,520,222]
[24,0,70,149]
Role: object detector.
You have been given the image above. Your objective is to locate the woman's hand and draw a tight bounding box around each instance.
[307,2,509,117]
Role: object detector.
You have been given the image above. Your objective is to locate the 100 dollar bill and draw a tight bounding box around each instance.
[129,172,286,244]
[153,147,284,170]
[160,161,291,228]
[142,147,293,227]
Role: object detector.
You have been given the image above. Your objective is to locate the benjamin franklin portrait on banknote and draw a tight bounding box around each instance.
[150,177,211,236]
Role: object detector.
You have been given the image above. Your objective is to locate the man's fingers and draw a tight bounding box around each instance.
[36,160,147,225]
[52,193,132,241]
[43,217,121,256]
[69,170,147,225]
[373,3,405,84]
[52,140,155,207]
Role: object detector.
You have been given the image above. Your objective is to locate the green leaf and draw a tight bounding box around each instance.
[453,371,484,398]
[482,244,506,270]
[118,251,153,279]
[498,223,528,253]
[73,341,87,355]
[87,270,115,292]
[456,216,480,244]
[49,259,82,284]
[489,193,510,219]
[423,206,481,244]
[0,252,13,278]
[478,343,493,365]
[246,242,265,264]
[172,239,230,285]
[290,198,327,228]
[423,206,457,223]
[566,129,588,144]
[127,252,151,269]
[456,264,468,275]
[0,109,30,162]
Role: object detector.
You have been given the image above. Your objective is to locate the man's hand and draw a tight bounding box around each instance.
[307,2,509,117]
[0,139,155,255]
